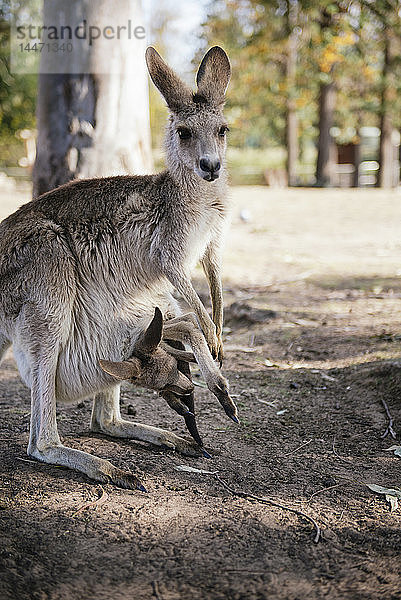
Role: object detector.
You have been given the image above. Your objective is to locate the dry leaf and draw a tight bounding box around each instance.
[175,465,217,475]
[386,495,399,512]
[224,345,260,353]
[319,372,337,382]
[258,399,277,406]
[384,445,401,458]
[366,483,401,511]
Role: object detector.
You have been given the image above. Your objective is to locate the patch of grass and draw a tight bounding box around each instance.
[226,147,286,186]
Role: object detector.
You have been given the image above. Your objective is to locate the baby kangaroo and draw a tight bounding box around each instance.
[0,46,237,489]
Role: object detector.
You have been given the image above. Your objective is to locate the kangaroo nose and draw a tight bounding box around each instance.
[200,158,221,179]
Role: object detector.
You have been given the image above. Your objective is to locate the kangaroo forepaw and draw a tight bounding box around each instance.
[212,382,239,424]
[183,410,203,447]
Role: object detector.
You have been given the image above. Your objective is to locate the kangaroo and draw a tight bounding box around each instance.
[0,46,237,490]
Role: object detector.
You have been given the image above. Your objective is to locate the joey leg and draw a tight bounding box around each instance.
[162,339,205,450]
[163,315,239,423]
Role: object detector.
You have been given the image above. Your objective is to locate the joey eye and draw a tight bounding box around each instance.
[218,125,229,137]
[177,127,192,140]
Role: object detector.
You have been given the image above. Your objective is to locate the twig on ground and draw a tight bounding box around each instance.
[72,486,108,518]
[16,457,38,464]
[380,398,397,439]
[289,439,312,455]
[226,569,265,575]
[213,474,321,544]
[332,437,353,464]
[307,482,348,503]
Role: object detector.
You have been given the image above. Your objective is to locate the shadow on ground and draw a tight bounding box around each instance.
[1,278,401,600]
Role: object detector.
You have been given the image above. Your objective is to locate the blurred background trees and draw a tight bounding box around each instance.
[0,0,400,188]
[200,0,401,187]
[0,2,36,173]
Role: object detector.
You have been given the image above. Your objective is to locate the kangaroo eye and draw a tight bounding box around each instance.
[218,125,229,137]
[177,128,192,140]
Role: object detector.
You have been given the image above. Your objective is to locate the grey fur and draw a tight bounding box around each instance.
[0,46,235,489]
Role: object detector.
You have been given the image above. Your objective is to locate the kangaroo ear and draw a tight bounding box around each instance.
[99,358,141,381]
[196,46,231,106]
[146,47,193,112]
[136,307,163,356]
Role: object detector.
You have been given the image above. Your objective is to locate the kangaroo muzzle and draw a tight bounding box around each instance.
[199,157,221,181]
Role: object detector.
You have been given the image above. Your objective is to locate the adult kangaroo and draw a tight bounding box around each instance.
[0,46,237,489]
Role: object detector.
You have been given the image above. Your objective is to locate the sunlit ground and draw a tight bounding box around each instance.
[1,183,401,600]
[3,183,401,282]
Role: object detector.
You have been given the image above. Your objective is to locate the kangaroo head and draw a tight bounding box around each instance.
[99,308,194,396]
[146,46,231,182]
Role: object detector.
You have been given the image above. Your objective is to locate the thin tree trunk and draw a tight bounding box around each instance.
[33,0,153,198]
[378,28,396,188]
[316,81,336,187]
[352,139,361,188]
[286,0,298,187]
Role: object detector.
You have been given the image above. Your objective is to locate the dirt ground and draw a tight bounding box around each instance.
[1,185,401,600]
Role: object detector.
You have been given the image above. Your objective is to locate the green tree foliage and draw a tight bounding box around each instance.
[0,1,37,168]
[200,0,291,149]
[200,0,401,158]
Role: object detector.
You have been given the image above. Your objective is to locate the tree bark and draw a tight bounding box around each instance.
[378,28,396,188]
[33,0,153,198]
[286,0,298,187]
[316,81,336,187]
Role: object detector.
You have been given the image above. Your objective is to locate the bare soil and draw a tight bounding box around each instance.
[1,186,401,600]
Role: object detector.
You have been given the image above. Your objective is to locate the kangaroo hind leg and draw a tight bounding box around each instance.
[23,300,145,490]
[28,354,145,490]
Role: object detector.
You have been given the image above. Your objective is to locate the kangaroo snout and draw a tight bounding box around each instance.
[199,157,221,181]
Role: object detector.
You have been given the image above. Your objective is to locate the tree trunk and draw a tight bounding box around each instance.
[316,81,336,187]
[378,28,396,188]
[286,0,298,187]
[33,0,153,198]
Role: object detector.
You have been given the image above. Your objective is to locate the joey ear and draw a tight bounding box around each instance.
[196,46,231,106]
[99,358,141,381]
[145,47,193,111]
[136,307,163,356]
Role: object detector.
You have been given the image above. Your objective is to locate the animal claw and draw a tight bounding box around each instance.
[202,448,212,459]
[228,414,240,424]
[184,411,203,447]
[137,483,148,493]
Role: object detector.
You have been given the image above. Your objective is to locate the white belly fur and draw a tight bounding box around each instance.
[12,282,176,405]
